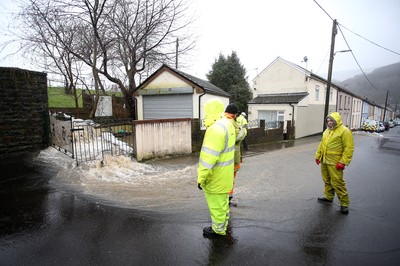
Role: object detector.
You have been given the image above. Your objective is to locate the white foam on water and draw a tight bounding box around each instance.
[35,147,203,211]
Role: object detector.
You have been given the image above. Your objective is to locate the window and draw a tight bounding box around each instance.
[315,85,320,101]
[259,110,283,128]
[339,95,343,110]
[278,111,284,122]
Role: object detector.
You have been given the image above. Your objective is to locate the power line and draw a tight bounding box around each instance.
[313,0,400,59]
[313,0,398,94]
[337,24,380,92]
[339,23,400,56]
[313,0,333,21]
[316,48,329,75]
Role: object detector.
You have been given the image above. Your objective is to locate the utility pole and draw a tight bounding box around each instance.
[323,19,337,131]
[175,38,179,69]
[383,90,389,121]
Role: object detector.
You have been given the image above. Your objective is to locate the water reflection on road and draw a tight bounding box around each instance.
[2,129,400,265]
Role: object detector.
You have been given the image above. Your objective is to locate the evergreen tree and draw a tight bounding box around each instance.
[206,51,253,113]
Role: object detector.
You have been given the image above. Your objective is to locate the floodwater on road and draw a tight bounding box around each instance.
[1,129,400,265]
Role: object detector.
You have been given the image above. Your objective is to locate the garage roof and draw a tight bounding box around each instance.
[137,64,231,98]
[248,92,309,104]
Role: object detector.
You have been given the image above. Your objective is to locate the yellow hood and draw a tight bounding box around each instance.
[327,112,342,129]
[204,98,224,128]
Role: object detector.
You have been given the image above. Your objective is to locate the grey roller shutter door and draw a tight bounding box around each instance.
[143,94,193,119]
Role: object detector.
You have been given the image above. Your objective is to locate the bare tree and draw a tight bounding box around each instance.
[18,0,195,119]
[18,0,84,112]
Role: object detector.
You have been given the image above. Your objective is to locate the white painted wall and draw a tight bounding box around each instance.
[134,119,192,161]
[144,71,188,88]
[254,59,308,94]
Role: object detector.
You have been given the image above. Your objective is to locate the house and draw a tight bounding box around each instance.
[249,57,365,139]
[337,86,362,129]
[351,96,363,129]
[135,64,231,121]
[249,57,337,138]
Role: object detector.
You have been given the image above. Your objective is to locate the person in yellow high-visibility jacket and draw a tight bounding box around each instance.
[228,112,247,207]
[315,112,354,214]
[236,112,249,151]
[197,99,237,237]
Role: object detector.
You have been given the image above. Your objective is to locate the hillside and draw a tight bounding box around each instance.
[338,62,400,108]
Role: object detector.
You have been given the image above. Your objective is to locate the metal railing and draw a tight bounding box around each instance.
[50,112,134,165]
[200,119,280,129]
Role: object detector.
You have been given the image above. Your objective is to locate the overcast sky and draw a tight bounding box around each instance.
[185,0,400,81]
[1,0,400,82]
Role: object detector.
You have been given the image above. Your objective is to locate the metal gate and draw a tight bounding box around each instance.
[50,113,134,165]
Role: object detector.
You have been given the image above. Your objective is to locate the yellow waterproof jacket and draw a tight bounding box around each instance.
[197,100,235,194]
[226,114,244,171]
[236,115,248,136]
[315,112,354,166]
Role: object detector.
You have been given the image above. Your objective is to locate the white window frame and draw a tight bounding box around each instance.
[315,85,320,101]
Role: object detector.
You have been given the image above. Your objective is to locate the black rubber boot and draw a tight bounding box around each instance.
[318,197,333,203]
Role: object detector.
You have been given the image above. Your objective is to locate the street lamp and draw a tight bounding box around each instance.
[334,50,352,56]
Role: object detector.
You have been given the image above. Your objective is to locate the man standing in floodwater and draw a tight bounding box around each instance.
[197,99,237,237]
[315,112,354,214]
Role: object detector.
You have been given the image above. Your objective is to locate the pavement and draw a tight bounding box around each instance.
[1,127,400,265]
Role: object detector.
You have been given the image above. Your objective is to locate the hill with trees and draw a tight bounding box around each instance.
[338,62,400,111]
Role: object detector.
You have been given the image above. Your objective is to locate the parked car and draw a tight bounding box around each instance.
[389,121,395,128]
[362,119,377,132]
[383,121,390,130]
[376,122,385,133]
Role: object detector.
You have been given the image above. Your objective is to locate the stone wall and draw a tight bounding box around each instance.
[0,67,49,158]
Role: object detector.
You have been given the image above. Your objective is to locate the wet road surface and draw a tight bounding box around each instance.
[1,127,400,265]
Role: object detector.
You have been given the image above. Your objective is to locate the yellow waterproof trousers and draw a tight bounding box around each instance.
[321,163,350,207]
[204,192,230,235]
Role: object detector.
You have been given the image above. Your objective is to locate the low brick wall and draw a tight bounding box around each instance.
[191,119,205,153]
[0,67,49,158]
[247,127,284,145]
[191,119,285,152]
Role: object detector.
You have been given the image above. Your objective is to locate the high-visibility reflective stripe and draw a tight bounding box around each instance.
[225,145,235,153]
[201,146,220,156]
[200,157,234,169]
[215,158,234,167]
[212,220,227,234]
[201,143,234,156]
[215,120,235,154]
[199,158,213,169]
[214,121,229,151]
[199,118,235,172]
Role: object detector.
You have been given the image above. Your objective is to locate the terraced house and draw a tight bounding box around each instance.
[248,57,387,138]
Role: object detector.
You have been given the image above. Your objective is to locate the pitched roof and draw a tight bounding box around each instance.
[137,64,231,98]
[248,92,309,104]
[260,57,359,97]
